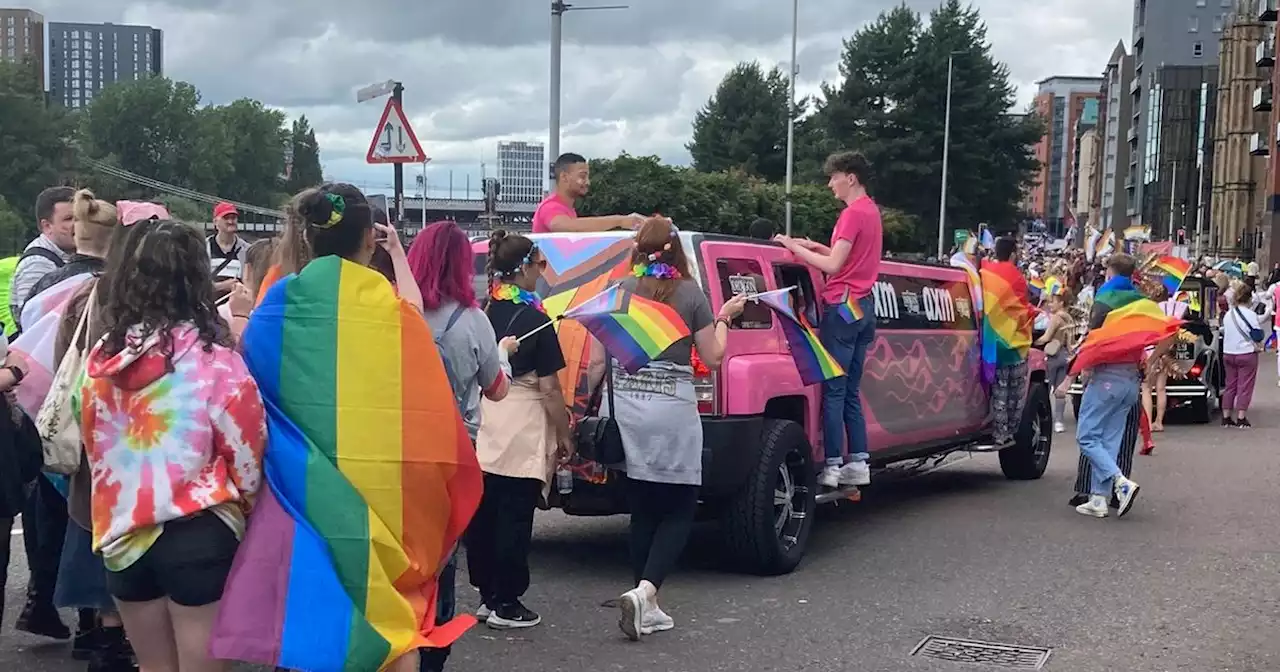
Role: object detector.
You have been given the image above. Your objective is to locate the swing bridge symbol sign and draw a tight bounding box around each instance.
[365,98,427,164]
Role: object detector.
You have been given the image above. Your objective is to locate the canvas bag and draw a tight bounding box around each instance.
[35,287,95,474]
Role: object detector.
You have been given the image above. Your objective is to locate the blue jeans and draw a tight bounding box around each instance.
[1076,366,1140,496]
[819,297,876,466]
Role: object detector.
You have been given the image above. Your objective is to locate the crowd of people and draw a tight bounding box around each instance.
[0,149,1272,672]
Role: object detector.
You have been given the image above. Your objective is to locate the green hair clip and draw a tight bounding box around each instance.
[316,192,345,229]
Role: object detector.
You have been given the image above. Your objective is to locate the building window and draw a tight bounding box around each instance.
[1193,41,1203,57]
[1189,16,1199,32]
[1196,0,1206,5]
[1213,15,1222,31]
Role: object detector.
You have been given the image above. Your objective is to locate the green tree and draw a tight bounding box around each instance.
[203,99,288,206]
[687,62,793,182]
[286,115,324,194]
[0,196,28,257]
[806,0,1041,250]
[0,57,74,229]
[80,76,204,197]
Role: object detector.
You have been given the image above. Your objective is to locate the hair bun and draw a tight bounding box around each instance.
[489,229,508,245]
[73,188,100,220]
[298,189,335,227]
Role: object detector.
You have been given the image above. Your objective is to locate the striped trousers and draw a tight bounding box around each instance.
[1074,400,1139,495]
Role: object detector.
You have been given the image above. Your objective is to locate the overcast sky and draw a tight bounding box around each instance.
[26,0,1130,203]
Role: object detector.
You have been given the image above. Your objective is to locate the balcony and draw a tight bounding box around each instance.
[1130,76,1140,95]
[1259,38,1276,67]
[1134,24,1145,47]
[1261,0,1278,22]
[1255,83,1274,111]
[1127,126,1138,143]
[1251,132,1269,156]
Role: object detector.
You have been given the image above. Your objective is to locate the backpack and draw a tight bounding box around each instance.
[8,248,67,338]
[434,305,468,414]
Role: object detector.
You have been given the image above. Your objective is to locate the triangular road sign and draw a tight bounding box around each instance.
[366,98,427,164]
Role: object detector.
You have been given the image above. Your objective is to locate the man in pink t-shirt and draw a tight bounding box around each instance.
[532,153,645,234]
[775,151,882,489]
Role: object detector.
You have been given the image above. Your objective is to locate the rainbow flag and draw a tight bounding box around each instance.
[1028,277,1045,304]
[752,288,845,386]
[565,284,691,373]
[209,257,482,672]
[836,294,865,323]
[1151,255,1191,295]
[1069,276,1182,376]
[1043,275,1063,298]
[980,261,1035,383]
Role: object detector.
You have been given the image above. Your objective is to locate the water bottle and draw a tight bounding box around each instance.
[556,467,574,495]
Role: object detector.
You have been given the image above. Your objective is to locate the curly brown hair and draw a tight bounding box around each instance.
[98,219,232,359]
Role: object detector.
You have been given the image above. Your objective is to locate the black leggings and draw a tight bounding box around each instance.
[626,478,698,589]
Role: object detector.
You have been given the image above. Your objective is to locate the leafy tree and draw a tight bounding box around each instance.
[79,76,204,198]
[0,196,28,257]
[286,116,324,194]
[688,62,793,182]
[203,99,288,206]
[0,58,73,227]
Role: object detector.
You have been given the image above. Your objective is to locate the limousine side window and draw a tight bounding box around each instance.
[717,259,772,329]
[773,263,820,326]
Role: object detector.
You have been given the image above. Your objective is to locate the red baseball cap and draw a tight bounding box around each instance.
[213,202,239,220]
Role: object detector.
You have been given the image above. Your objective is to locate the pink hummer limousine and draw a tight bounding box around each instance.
[472,231,1050,576]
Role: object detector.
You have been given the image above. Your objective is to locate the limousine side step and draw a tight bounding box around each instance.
[815,487,862,505]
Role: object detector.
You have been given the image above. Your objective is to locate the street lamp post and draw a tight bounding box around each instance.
[784,0,798,237]
[549,1,627,179]
[937,53,956,259]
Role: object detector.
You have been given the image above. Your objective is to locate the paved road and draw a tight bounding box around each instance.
[5,367,1280,671]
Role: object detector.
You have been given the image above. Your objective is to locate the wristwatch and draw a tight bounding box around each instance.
[5,365,24,384]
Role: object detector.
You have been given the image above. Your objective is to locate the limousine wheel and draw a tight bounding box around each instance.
[719,419,815,576]
[999,383,1052,480]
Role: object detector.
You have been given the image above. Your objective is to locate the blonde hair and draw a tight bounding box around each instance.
[71,189,118,254]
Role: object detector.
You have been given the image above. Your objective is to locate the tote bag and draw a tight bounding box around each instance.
[35,288,94,475]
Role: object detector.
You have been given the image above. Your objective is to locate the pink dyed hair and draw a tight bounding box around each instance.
[407,220,477,310]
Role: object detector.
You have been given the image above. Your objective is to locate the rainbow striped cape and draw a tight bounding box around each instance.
[209,257,483,672]
[979,261,1035,382]
[1069,276,1182,376]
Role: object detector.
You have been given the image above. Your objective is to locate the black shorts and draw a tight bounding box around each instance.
[105,511,239,607]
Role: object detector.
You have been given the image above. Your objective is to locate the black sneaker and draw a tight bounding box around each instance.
[486,601,542,629]
[1237,418,1252,429]
[73,627,102,661]
[1223,417,1237,428]
[87,628,137,672]
[1068,494,1089,507]
[16,600,70,640]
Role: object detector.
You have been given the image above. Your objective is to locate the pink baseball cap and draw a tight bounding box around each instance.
[116,201,171,226]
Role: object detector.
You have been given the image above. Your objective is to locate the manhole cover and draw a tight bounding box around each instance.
[910,635,1052,669]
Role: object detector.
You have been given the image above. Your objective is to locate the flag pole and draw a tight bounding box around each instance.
[515,282,623,342]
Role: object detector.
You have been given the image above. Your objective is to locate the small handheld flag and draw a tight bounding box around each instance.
[751,288,845,386]
[565,284,691,373]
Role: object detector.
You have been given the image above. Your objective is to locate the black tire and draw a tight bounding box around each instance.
[1000,383,1052,480]
[718,419,815,576]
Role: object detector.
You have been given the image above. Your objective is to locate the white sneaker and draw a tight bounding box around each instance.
[640,604,674,634]
[1113,476,1140,518]
[1075,495,1108,518]
[618,588,644,641]
[476,603,491,620]
[818,466,842,488]
[1053,421,1065,434]
[838,461,871,486]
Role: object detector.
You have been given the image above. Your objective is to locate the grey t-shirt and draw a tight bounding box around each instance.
[619,276,715,366]
[424,301,503,441]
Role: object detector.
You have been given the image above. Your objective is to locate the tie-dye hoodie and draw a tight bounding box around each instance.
[78,323,266,571]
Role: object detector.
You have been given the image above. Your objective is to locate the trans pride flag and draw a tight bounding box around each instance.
[565,284,691,373]
[9,272,95,417]
[210,257,482,672]
[752,288,844,386]
[1069,276,1182,376]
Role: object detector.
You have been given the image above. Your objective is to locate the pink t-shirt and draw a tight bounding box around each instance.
[531,194,577,234]
[821,196,883,303]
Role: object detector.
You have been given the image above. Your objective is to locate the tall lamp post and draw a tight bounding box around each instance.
[550,1,627,179]
[937,51,961,259]
[784,0,799,237]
